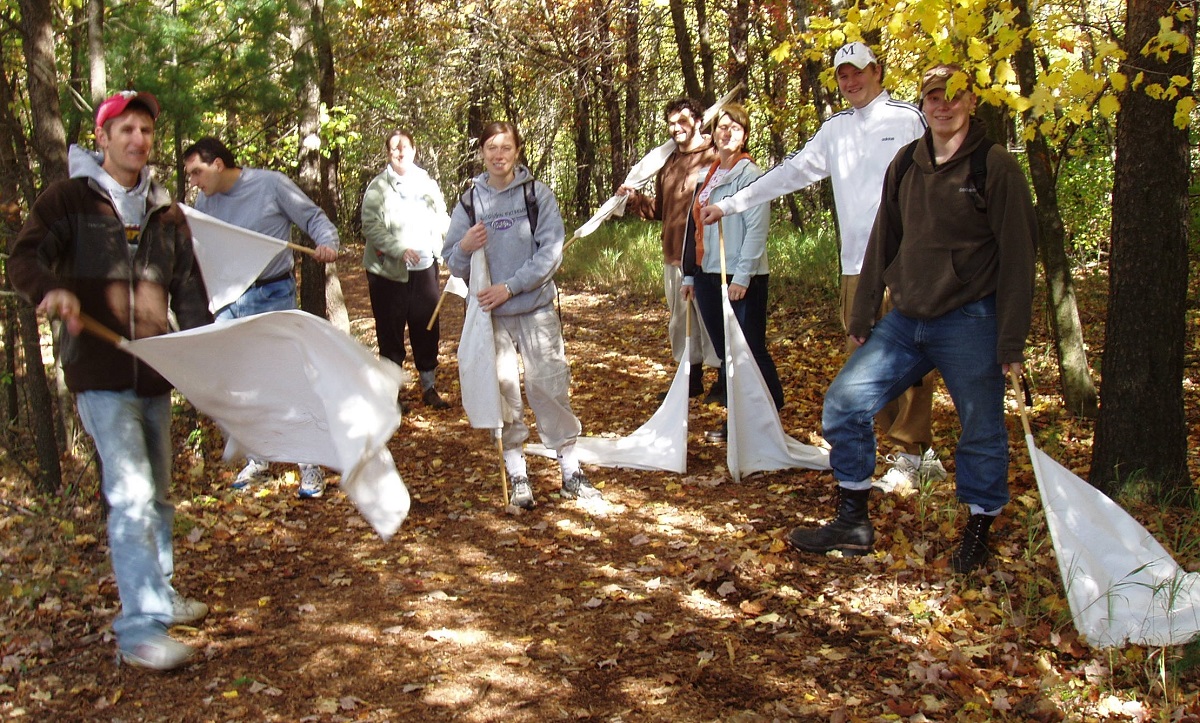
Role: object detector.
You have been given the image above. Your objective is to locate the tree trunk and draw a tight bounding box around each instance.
[693,0,714,105]
[291,0,347,329]
[311,0,348,333]
[2,300,16,432]
[15,308,63,493]
[668,0,702,101]
[1092,0,1194,501]
[726,0,749,97]
[597,0,624,195]
[755,4,802,228]
[19,0,69,186]
[1011,0,1098,418]
[88,0,106,106]
[621,0,641,182]
[572,66,594,220]
[14,0,65,490]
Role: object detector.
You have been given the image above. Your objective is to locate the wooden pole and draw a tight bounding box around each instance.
[1009,368,1033,438]
[495,430,509,504]
[718,217,727,287]
[286,241,318,257]
[426,288,449,331]
[77,313,126,346]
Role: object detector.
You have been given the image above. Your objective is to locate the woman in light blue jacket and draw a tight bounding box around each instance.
[682,104,783,440]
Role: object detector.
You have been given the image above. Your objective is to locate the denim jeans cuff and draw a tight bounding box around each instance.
[838,479,873,491]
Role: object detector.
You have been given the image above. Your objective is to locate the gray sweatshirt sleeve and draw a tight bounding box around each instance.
[441,194,473,281]
[273,174,340,249]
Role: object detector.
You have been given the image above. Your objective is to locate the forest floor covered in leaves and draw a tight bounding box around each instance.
[2,253,1199,722]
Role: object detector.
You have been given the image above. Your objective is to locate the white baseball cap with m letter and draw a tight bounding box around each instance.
[833,42,878,70]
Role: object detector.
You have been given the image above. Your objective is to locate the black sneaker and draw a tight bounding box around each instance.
[561,471,602,500]
[508,476,535,509]
[422,387,450,410]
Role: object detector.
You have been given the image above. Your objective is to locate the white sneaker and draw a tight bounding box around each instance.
[117,635,195,671]
[298,465,326,499]
[232,459,269,489]
[170,595,209,625]
[875,449,947,493]
[918,448,948,482]
[876,453,920,492]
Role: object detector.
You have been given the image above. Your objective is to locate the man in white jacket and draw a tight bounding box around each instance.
[700,42,940,490]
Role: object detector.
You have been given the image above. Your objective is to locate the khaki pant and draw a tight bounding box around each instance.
[494,307,582,452]
[665,264,720,368]
[840,274,935,455]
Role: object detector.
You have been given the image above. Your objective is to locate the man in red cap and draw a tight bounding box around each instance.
[8,90,214,670]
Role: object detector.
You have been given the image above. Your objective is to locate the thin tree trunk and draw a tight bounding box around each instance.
[693,0,714,105]
[598,0,624,195]
[1092,0,1194,501]
[19,0,68,186]
[621,0,641,183]
[727,0,749,96]
[573,67,594,220]
[668,0,702,101]
[16,308,62,493]
[291,0,347,328]
[15,0,65,490]
[1012,0,1098,418]
[88,0,106,106]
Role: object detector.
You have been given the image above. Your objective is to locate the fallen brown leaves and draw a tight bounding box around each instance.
[1,261,1198,722]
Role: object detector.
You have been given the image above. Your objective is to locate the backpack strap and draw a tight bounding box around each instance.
[891,140,920,206]
[459,182,539,233]
[892,138,995,212]
[524,182,539,235]
[458,185,476,225]
[966,139,995,212]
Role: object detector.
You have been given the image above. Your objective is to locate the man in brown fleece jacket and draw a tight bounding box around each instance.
[787,64,1037,575]
[619,98,721,401]
[9,91,212,670]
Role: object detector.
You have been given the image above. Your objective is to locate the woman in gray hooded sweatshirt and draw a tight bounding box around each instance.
[442,121,602,510]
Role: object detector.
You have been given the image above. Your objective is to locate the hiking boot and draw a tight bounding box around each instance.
[950,513,995,574]
[117,635,195,671]
[657,371,705,402]
[508,476,535,509]
[170,595,208,626]
[561,471,602,501]
[703,381,726,406]
[298,465,326,499]
[232,459,269,490]
[875,449,947,493]
[704,422,727,442]
[422,387,450,410]
[786,487,874,556]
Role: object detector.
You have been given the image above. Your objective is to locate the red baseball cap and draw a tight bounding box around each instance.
[95,90,160,128]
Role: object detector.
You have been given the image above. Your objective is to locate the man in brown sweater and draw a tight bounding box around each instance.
[9,91,213,669]
[619,98,721,400]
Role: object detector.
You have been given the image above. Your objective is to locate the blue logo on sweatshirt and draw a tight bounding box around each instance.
[491,217,515,230]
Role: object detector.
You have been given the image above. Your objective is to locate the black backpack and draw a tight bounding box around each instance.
[459,181,540,233]
[893,137,994,212]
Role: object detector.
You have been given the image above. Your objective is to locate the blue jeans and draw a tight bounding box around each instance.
[822,295,1010,511]
[215,275,296,320]
[76,390,177,650]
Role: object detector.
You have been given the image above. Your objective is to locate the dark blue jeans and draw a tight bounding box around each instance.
[822,295,1010,512]
[693,272,784,409]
